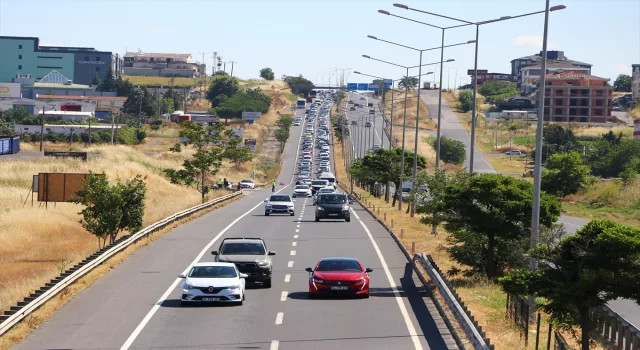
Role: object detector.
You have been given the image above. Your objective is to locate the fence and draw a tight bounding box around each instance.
[0,191,242,335]
[591,305,640,349]
[506,292,530,342]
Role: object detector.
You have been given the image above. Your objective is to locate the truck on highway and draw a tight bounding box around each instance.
[297,98,306,109]
[423,82,440,90]
[310,90,317,98]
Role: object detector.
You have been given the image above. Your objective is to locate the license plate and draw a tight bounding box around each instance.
[331,286,348,290]
[328,213,339,216]
[202,297,220,301]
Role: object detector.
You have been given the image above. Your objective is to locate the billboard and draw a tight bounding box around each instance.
[0,83,21,98]
[357,83,369,91]
[467,69,488,76]
[242,112,261,120]
[37,173,105,202]
[383,79,392,87]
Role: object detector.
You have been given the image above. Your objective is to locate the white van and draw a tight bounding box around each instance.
[319,172,336,188]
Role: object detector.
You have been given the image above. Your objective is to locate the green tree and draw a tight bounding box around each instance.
[587,139,640,178]
[372,79,390,97]
[613,74,632,92]
[398,76,419,89]
[282,75,314,96]
[122,86,156,121]
[499,220,640,350]
[115,77,134,97]
[541,152,591,197]
[160,97,175,115]
[543,123,576,147]
[436,174,561,279]
[91,73,100,86]
[431,136,466,165]
[0,119,15,136]
[163,87,184,111]
[457,90,473,112]
[2,106,37,124]
[224,146,254,170]
[72,173,147,248]
[413,169,469,235]
[274,114,294,152]
[478,80,519,103]
[97,66,116,92]
[260,67,275,80]
[206,75,241,107]
[163,121,238,202]
[601,130,623,145]
[215,89,272,124]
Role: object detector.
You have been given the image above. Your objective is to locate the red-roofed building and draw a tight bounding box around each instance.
[536,70,613,123]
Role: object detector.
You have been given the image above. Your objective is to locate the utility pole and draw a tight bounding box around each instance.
[199,52,207,90]
[212,52,218,75]
[229,61,237,77]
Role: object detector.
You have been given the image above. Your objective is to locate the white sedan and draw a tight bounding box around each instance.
[293,184,313,197]
[179,262,247,305]
[238,179,256,189]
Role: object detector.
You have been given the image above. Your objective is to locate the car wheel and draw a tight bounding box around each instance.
[345,218,350,222]
[308,291,317,299]
[362,292,370,299]
[315,216,320,222]
[265,212,269,216]
[263,279,272,288]
[290,212,295,216]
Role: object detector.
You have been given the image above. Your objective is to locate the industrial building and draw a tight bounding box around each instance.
[0,36,122,86]
[123,52,204,78]
[536,70,613,124]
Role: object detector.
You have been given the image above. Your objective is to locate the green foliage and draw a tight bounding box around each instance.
[620,158,640,186]
[72,173,147,248]
[587,139,640,178]
[92,73,100,86]
[478,80,519,103]
[163,121,238,202]
[435,173,561,279]
[18,127,145,145]
[2,106,38,124]
[97,66,116,92]
[541,152,592,197]
[499,220,640,350]
[115,77,134,97]
[224,146,254,170]
[413,169,468,231]
[613,74,632,92]
[260,67,275,80]
[543,123,577,146]
[163,87,183,111]
[215,88,272,122]
[0,119,16,136]
[601,130,623,145]
[282,75,314,96]
[122,86,156,119]
[206,75,241,107]
[160,98,175,115]
[274,114,294,152]
[431,136,466,165]
[457,90,474,112]
[398,76,419,89]
[371,79,390,97]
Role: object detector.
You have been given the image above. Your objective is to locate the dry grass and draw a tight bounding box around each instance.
[384,90,435,129]
[332,131,588,349]
[0,194,240,350]
[442,90,491,118]
[572,125,633,137]
[485,155,533,175]
[122,75,205,87]
[629,104,640,120]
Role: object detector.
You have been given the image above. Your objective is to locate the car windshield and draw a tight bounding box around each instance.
[188,265,237,278]
[312,180,328,186]
[319,189,334,193]
[317,194,346,204]
[241,180,251,183]
[221,243,266,255]
[316,259,362,272]
[295,185,309,189]
[270,195,291,202]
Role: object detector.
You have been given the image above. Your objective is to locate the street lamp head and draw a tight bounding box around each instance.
[354,71,361,74]
[378,10,390,15]
[500,16,512,20]
[427,72,434,74]
[446,59,455,62]
[467,40,477,43]
[362,55,371,59]
[393,3,409,9]
[367,35,378,40]
[550,5,566,11]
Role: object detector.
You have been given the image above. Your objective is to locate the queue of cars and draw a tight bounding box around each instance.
[179,91,369,306]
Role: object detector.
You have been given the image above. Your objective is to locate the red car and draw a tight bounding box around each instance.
[305,257,372,298]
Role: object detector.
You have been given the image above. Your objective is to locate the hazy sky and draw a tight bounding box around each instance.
[1,0,638,87]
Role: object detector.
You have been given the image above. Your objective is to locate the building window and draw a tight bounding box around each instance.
[96,56,101,61]
[555,108,562,115]
[595,99,603,106]
[95,67,100,72]
[594,109,602,116]
[555,99,562,105]
[18,65,22,70]
[18,55,22,59]
[556,89,564,95]
[18,44,22,49]
[85,56,89,60]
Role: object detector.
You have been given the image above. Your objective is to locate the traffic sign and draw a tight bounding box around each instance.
[357,83,369,91]
[347,83,358,91]
[383,79,392,87]
[369,84,379,89]
[242,111,261,120]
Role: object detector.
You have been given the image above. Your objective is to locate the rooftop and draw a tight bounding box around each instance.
[544,70,609,81]
[36,94,127,101]
[124,52,191,60]
[32,82,93,89]
[521,62,593,71]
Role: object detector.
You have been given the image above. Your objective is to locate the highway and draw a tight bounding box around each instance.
[14,100,456,349]
[346,91,390,159]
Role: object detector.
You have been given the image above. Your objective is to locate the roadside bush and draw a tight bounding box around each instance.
[430,136,466,165]
[457,90,474,112]
[17,127,145,145]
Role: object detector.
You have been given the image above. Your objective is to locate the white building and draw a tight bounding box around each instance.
[632,64,640,103]
[36,94,127,109]
[41,111,94,122]
[14,124,119,135]
[123,52,204,78]
[0,98,53,114]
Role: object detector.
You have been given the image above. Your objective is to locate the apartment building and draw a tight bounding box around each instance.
[511,50,591,92]
[632,64,640,103]
[520,63,592,94]
[536,70,613,124]
[123,52,204,78]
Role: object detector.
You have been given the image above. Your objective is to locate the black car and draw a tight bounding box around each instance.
[315,193,352,222]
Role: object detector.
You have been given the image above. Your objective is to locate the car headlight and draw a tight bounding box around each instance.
[257,261,269,266]
[356,278,366,284]
[265,203,272,207]
[312,278,325,284]
[183,283,194,289]
[317,206,324,210]
[225,285,242,293]
[288,203,294,207]
[342,204,350,211]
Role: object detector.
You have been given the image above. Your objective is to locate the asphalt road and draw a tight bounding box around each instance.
[14,101,456,349]
[345,91,390,159]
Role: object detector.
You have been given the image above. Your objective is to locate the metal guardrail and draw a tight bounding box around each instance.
[0,191,242,336]
[592,304,640,349]
[416,253,493,350]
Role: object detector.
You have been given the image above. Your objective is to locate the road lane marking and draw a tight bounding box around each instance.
[292,242,297,247]
[288,261,294,268]
[270,340,279,350]
[296,229,300,233]
[350,208,424,350]
[281,291,288,301]
[284,274,291,282]
[294,234,298,239]
[275,312,284,325]
[290,250,296,256]
[297,224,300,228]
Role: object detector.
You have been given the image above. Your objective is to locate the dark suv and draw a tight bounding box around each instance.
[212,238,276,288]
[315,193,352,222]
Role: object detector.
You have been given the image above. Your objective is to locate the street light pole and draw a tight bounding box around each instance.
[435,28,445,168]
[470,24,479,173]
[411,50,423,216]
[529,0,552,322]
[389,81,395,150]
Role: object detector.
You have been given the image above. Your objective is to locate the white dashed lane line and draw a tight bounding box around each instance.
[296,229,300,233]
[294,234,298,239]
[290,250,296,256]
[270,340,279,350]
[292,242,297,247]
[280,291,288,301]
[288,261,294,267]
[284,274,291,282]
[275,312,284,325]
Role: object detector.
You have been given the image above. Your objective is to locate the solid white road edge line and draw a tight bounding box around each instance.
[275,312,284,325]
[350,208,424,350]
[119,120,304,349]
[270,340,280,350]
